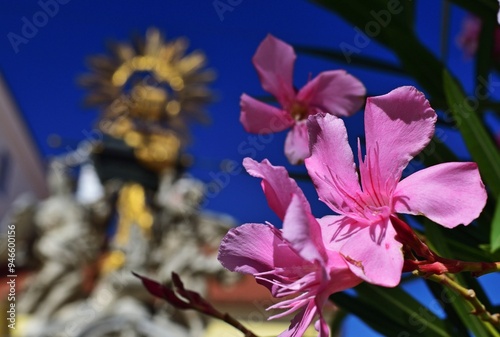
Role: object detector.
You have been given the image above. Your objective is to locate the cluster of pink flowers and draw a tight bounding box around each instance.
[218,35,487,336]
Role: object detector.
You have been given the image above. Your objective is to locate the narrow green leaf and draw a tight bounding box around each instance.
[294,45,405,75]
[329,308,347,336]
[490,197,500,252]
[478,197,496,232]
[401,0,416,29]
[448,237,494,262]
[443,70,500,197]
[356,283,451,337]
[310,0,448,100]
[475,8,496,116]
[448,0,498,20]
[331,292,410,336]
[475,11,495,86]
[439,0,451,61]
[331,282,452,337]
[419,136,458,168]
[425,280,471,337]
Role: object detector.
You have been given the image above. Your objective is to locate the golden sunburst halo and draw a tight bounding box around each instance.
[80,28,215,172]
[80,27,215,129]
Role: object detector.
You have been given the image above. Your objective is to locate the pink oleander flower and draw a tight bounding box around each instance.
[457,15,482,57]
[218,158,362,337]
[240,34,366,164]
[457,15,500,59]
[305,86,487,287]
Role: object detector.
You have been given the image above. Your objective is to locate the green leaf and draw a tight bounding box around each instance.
[475,7,497,116]
[331,292,410,336]
[425,280,471,337]
[475,11,495,86]
[419,136,458,168]
[331,283,452,337]
[439,1,451,61]
[490,198,500,252]
[443,70,500,197]
[401,0,416,29]
[408,217,492,263]
[329,308,347,336]
[448,236,494,262]
[294,45,405,75]
[310,0,448,100]
[357,283,452,336]
[448,0,498,20]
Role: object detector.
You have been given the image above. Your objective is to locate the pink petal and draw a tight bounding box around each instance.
[317,215,350,251]
[218,223,304,275]
[253,34,296,106]
[278,301,318,337]
[305,114,361,214]
[314,215,365,291]
[339,219,403,287]
[282,194,326,263]
[314,297,331,337]
[324,251,363,293]
[364,86,437,185]
[240,94,294,133]
[297,70,366,117]
[243,158,310,220]
[243,158,311,220]
[284,121,310,165]
[393,162,487,228]
[315,318,330,337]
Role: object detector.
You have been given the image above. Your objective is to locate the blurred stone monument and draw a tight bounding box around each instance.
[13,28,236,337]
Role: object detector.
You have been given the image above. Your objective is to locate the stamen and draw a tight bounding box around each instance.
[367,147,384,207]
[314,171,343,214]
[325,166,364,212]
[372,143,386,204]
[357,138,369,194]
[255,268,320,322]
[268,303,304,320]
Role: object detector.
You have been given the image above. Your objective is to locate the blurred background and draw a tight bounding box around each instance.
[0,1,499,336]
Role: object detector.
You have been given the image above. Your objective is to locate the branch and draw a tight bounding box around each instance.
[133,272,259,337]
[416,271,500,331]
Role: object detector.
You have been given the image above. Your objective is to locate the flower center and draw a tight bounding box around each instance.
[361,203,391,224]
[290,102,308,121]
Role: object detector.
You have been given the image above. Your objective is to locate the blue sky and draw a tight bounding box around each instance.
[1,0,468,224]
[1,1,496,336]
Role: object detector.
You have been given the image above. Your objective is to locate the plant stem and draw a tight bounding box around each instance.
[415,271,500,332]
